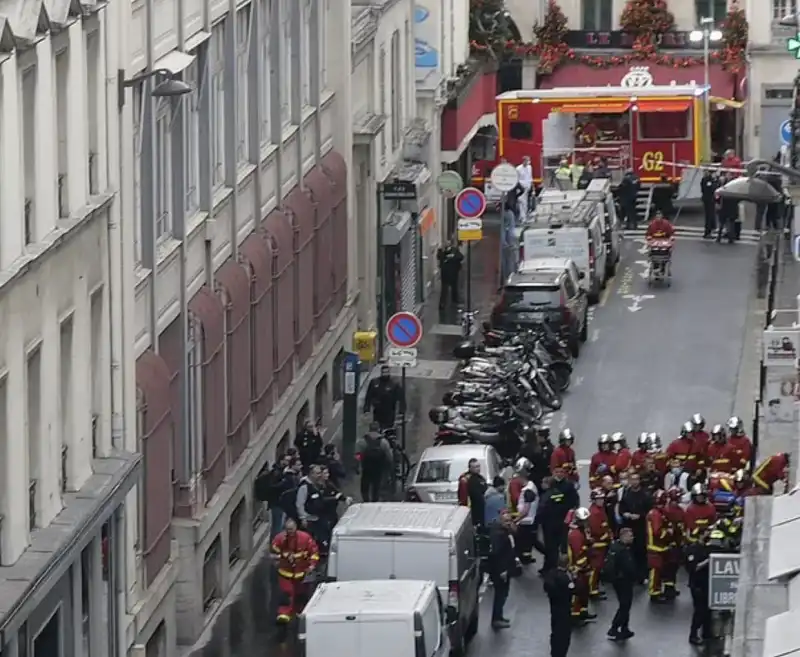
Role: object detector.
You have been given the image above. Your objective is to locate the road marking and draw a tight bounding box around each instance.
[573,375,584,387]
[590,329,600,342]
[623,293,653,313]
[616,268,634,297]
[557,413,568,430]
[599,274,616,307]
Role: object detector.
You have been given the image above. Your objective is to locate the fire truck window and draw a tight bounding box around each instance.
[639,111,689,140]
[509,121,532,141]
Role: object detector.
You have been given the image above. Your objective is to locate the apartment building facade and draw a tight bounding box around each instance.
[0,0,140,656]
[121,0,354,653]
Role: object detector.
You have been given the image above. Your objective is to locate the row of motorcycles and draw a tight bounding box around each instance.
[428,322,576,461]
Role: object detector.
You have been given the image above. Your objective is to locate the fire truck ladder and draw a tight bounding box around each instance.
[636,185,655,224]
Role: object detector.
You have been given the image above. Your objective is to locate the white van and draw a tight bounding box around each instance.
[299,580,450,657]
[327,503,479,656]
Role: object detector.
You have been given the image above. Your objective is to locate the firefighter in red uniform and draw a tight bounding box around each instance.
[631,433,651,471]
[271,516,320,624]
[551,429,579,484]
[587,488,612,598]
[648,433,669,476]
[689,414,710,469]
[667,422,697,474]
[726,416,753,471]
[567,507,595,622]
[646,490,671,602]
[751,453,790,495]
[662,488,685,600]
[589,434,616,487]
[612,432,632,477]
[507,458,531,511]
[706,425,734,473]
[684,483,717,542]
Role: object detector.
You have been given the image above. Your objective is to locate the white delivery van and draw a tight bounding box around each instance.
[299,580,450,657]
[327,503,479,656]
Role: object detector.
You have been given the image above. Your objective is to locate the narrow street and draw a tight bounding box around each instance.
[185,217,761,657]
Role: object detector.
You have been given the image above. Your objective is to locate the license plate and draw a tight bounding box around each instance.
[517,312,544,322]
[435,492,458,502]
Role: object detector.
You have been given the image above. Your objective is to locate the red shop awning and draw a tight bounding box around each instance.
[636,100,692,113]
[559,102,631,113]
[538,63,735,100]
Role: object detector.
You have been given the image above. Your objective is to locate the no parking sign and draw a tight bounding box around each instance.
[781,119,792,146]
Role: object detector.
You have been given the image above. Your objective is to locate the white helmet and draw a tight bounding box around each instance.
[515,457,532,473]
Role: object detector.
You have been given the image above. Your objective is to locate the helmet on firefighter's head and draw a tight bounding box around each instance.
[691,482,707,499]
[708,525,727,548]
[710,424,726,443]
[679,421,693,438]
[590,488,604,503]
[611,432,627,449]
[727,416,744,435]
[637,432,649,449]
[733,468,750,485]
[598,434,612,451]
[668,487,682,502]
[515,457,532,474]
[574,507,590,523]
[647,433,662,452]
[653,489,667,506]
[559,429,575,446]
[691,414,706,431]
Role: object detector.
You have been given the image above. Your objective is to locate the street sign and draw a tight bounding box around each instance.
[457,217,483,241]
[382,181,417,201]
[782,120,792,146]
[708,553,740,611]
[386,311,423,348]
[387,346,417,368]
[490,163,520,192]
[455,188,487,219]
[787,32,800,59]
[794,233,800,262]
[437,171,464,198]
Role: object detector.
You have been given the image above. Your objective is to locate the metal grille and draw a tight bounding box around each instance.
[399,229,417,312]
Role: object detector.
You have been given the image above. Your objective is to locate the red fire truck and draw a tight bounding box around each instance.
[472,84,710,188]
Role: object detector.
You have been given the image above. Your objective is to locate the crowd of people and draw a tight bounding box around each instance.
[456,414,790,656]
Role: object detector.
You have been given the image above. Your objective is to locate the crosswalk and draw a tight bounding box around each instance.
[624,225,762,244]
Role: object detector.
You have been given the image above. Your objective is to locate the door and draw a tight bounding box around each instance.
[457,528,479,621]
[399,230,418,312]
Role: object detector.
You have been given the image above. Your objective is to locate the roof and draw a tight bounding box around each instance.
[304,580,433,617]
[506,270,563,287]
[418,444,494,461]
[334,502,470,537]
[497,85,706,101]
[517,257,573,273]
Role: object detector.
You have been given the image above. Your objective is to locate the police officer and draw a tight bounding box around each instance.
[700,170,719,238]
[618,170,641,229]
[363,363,403,430]
[685,527,712,645]
[436,239,464,309]
[544,554,575,657]
[539,466,579,572]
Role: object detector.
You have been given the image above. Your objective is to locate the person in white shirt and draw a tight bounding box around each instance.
[516,156,534,218]
[663,457,692,506]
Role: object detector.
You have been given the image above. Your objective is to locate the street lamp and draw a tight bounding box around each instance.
[717,159,793,203]
[690,17,722,157]
[117,68,192,109]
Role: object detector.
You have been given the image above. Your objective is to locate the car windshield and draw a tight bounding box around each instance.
[502,286,560,309]
[416,458,474,483]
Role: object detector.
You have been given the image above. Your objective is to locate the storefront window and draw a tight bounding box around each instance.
[639,111,690,140]
[575,114,630,146]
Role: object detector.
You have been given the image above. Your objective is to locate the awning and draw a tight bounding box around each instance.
[636,100,692,113]
[559,102,631,114]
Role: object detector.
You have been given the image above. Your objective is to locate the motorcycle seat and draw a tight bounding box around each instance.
[467,429,501,442]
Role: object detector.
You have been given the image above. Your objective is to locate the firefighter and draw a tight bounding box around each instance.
[457,458,487,527]
[567,507,595,624]
[589,435,616,487]
[646,490,671,602]
[689,414,710,470]
[551,429,579,485]
[588,488,612,598]
[726,416,753,471]
[666,422,697,474]
[612,432,632,476]
[508,457,531,511]
[685,527,713,645]
[684,483,717,542]
[707,425,733,473]
[630,433,651,471]
[271,516,320,625]
[662,487,685,600]
[514,467,539,564]
[648,433,669,476]
[600,474,621,537]
[751,452,790,495]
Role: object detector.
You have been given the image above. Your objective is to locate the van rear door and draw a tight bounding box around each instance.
[522,227,589,275]
[306,617,413,657]
[332,536,396,581]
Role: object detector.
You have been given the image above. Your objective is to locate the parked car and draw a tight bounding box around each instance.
[405,444,503,504]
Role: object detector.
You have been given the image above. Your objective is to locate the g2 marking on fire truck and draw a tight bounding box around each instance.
[642,151,665,172]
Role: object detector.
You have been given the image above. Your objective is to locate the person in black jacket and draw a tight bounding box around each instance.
[700,171,719,237]
[618,472,651,582]
[518,428,552,490]
[606,527,637,641]
[320,444,346,489]
[539,468,579,573]
[437,239,464,309]
[652,175,676,219]
[363,364,404,430]
[617,171,641,229]
[685,528,712,645]
[544,554,574,657]
[295,420,324,471]
[488,510,516,629]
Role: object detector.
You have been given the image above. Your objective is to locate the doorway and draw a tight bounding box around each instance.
[33,610,60,657]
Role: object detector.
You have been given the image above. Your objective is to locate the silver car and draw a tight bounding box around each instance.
[405,444,503,504]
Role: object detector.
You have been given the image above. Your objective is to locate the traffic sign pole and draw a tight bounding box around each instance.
[385,312,422,462]
[454,188,487,338]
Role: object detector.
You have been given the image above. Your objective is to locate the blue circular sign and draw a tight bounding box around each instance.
[386,312,423,348]
[781,119,792,145]
[455,188,487,219]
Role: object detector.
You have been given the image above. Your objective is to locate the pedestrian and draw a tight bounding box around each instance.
[617,170,641,229]
[294,419,323,472]
[540,466,579,572]
[513,468,539,564]
[270,516,320,626]
[277,458,303,523]
[652,175,675,218]
[457,458,488,528]
[685,527,712,644]
[488,509,516,629]
[516,155,534,216]
[544,554,574,657]
[500,198,518,283]
[587,489,612,598]
[645,490,671,603]
[436,239,464,309]
[566,507,595,624]
[577,163,594,190]
[701,171,718,238]
[320,443,346,489]
[363,363,404,430]
[484,475,507,527]
[254,454,292,536]
[355,422,393,502]
[600,475,621,537]
[604,526,637,641]
[618,472,650,581]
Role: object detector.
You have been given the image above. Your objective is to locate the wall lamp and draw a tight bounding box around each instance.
[117,68,192,109]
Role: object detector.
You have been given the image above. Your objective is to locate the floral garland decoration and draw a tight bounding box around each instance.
[718,2,748,73]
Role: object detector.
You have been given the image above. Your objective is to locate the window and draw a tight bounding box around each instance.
[60,315,73,491]
[765,88,794,100]
[280,0,293,125]
[210,25,226,188]
[509,121,532,141]
[184,61,200,213]
[229,499,244,566]
[379,48,386,159]
[390,31,401,149]
[300,0,311,106]
[27,345,41,530]
[90,291,103,455]
[774,0,797,20]
[86,32,100,194]
[331,349,345,403]
[500,286,561,308]
[187,321,203,476]
[22,67,36,245]
[320,0,328,91]
[154,104,172,240]
[582,0,612,30]
[314,374,328,426]
[133,87,143,263]
[695,0,728,23]
[55,51,69,217]
[259,0,273,145]
[295,401,310,435]
[236,7,251,163]
[202,536,222,613]
[638,110,690,140]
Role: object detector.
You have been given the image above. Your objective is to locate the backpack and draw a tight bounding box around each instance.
[362,435,386,467]
[601,541,623,583]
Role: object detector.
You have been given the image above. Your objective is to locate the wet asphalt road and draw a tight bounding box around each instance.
[185,226,759,657]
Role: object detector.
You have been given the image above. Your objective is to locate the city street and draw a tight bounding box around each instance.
[185,223,761,657]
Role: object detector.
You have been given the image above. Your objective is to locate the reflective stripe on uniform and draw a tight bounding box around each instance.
[278,569,307,580]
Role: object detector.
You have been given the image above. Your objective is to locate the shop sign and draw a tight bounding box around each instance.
[620,66,654,88]
[764,368,799,425]
[763,327,800,366]
[565,30,703,50]
[382,181,417,201]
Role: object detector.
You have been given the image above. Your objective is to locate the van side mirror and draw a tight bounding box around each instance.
[445,607,458,625]
[578,271,586,280]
